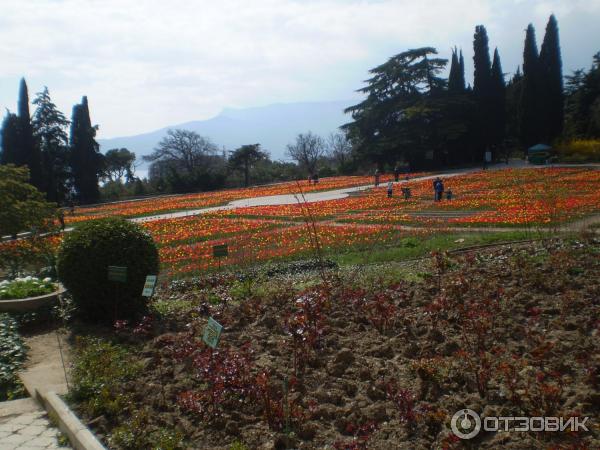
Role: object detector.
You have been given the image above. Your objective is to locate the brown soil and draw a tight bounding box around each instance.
[74,237,600,449]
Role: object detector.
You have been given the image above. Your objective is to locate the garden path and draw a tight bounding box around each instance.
[0,332,73,449]
[0,398,69,449]
[131,170,475,223]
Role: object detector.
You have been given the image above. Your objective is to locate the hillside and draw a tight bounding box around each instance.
[97,100,354,167]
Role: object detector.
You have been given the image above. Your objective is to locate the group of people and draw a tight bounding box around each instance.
[433,177,452,201]
[385,181,412,199]
[376,171,453,202]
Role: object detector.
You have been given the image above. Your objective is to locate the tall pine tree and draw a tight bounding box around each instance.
[32,87,71,203]
[519,24,542,147]
[17,78,43,190]
[1,113,21,166]
[490,48,507,146]
[70,96,101,204]
[459,50,466,91]
[539,14,563,142]
[473,25,494,159]
[473,26,492,97]
[448,47,466,93]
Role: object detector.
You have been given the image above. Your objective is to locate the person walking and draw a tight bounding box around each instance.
[393,165,400,182]
[433,177,444,201]
[57,208,66,231]
[436,178,445,201]
[387,181,393,198]
[374,169,380,187]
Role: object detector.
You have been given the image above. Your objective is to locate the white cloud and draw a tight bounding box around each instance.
[0,0,598,137]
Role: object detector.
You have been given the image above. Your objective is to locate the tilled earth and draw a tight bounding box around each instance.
[75,237,600,449]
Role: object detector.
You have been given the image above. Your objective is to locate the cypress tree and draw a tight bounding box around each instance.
[1,113,21,166]
[539,14,563,142]
[458,50,466,91]
[448,48,460,92]
[473,25,493,159]
[70,96,101,204]
[490,48,507,145]
[506,67,524,143]
[448,47,466,93]
[473,26,492,98]
[17,78,43,190]
[519,24,542,147]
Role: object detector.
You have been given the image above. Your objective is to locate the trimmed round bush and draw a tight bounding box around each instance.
[57,217,159,323]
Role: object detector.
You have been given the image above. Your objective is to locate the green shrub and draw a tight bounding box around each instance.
[0,313,27,401]
[56,217,159,322]
[110,410,184,450]
[556,139,600,162]
[68,337,141,418]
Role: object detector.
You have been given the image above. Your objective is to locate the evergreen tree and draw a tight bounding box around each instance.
[229,144,268,187]
[506,67,524,145]
[539,14,564,142]
[473,26,492,98]
[448,47,462,94]
[472,25,494,159]
[32,87,71,203]
[564,53,600,138]
[1,113,21,166]
[70,96,101,204]
[344,47,474,168]
[490,48,507,146]
[519,24,542,147]
[458,50,466,91]
[17,78,43,190]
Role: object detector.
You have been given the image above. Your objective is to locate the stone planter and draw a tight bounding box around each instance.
[0,285,66,313]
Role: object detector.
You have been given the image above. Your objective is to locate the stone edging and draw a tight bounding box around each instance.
[39,391,106,450]
[21,380,105,450]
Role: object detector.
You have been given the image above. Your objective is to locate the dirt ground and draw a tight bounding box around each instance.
[72,237,599,449]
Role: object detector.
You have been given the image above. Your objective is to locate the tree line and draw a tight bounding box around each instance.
[0,81,104,204]
[342,15,599,169]
[140,129,351,195]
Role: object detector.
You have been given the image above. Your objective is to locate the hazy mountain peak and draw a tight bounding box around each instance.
[98,100,354,164]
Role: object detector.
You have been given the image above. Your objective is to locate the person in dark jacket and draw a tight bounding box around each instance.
[433,177,444,201]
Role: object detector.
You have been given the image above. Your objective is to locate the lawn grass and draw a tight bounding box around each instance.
[328,230,539,266]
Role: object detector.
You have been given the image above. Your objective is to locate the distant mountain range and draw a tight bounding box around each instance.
[97,100,355,175]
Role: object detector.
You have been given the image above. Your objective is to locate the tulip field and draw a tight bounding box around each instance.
[3,167,600,279]
[66,173,414,224]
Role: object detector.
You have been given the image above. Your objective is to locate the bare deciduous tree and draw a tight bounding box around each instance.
[327,132,353,169]
[143,129,218,174]
[286,131,325,175]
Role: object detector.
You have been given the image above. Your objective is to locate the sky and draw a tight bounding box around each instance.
[1,0,599,139]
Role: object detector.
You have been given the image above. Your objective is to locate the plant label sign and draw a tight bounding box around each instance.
[213,244,228,258]
[203,317,223,349]
[107,265,127,283]
[141,275,157,297]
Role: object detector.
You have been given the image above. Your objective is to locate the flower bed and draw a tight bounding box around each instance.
[0,277,63,313]
[0,277,56,300]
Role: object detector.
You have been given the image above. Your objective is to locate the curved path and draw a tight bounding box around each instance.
[131,171,470,223]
